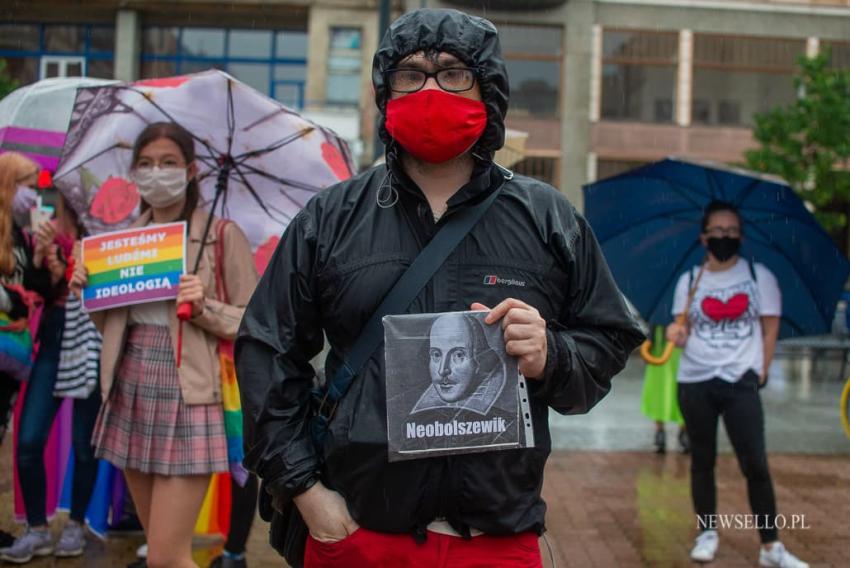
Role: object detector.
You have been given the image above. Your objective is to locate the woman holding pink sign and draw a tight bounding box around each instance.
[70,122,258,568]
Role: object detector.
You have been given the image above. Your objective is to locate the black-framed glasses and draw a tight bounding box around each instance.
[704,226,742,238]
[386,67,478,93]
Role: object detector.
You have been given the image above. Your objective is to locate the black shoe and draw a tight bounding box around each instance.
[0,529,14,548]
[654,429,666,454]
[111,514,144,533]
[209,554,248,568]
[678,429,691,454]
[127,560,146,568]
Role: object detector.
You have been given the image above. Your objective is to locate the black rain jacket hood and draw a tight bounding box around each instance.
[372,8,509,158]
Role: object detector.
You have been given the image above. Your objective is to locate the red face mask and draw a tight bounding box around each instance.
[385,89,487,164]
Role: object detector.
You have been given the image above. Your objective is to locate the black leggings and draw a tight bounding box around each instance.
[678,374,778,543]
[0,372,19,444]
[225,473,258,554]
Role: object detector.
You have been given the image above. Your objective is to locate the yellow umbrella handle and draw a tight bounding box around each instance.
[640,339,675,365]
[640,262,707,367]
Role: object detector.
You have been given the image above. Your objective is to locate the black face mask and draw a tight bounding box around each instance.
[706,237,741,262]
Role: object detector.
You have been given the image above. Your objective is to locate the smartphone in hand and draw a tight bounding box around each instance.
[29,206,54,232]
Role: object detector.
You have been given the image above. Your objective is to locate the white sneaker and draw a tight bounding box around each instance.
[0,526,54,563]
[690,530,719,563]
[759,542,809,568]
[136,543,148,558]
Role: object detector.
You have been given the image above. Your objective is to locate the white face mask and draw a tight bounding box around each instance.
[12,185,37,227]
[131,166,187,208]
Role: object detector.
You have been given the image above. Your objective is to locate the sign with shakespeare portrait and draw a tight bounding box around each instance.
[383,310,535,462]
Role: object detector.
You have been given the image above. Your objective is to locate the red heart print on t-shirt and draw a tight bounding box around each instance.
[701,293,750,322]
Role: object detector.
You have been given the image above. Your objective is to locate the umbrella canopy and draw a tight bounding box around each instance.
[54,70,354,266]
[583,157,850,338]
[0,77,117,171]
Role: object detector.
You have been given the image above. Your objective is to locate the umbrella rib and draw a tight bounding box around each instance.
[230,165,295,224]
[235,161,324,194]
[243,106,302,131]
[737,212,827,331]
[226,79,235,157]
[731,178,761,209]
[231,128,314,162]
[119,85,223,159]
[639,174,713,208]
[594,207,699,245]
[731,205,825,232]
[705,168,723,201]
[53,142,128,182]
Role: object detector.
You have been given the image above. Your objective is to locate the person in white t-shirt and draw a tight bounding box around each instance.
[666,201,808,568]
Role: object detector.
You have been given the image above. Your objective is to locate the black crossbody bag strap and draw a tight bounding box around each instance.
[311,184,503,444]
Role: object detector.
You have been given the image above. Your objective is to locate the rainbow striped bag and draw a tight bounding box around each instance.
[194,219,247,538]
[0,285,36,382]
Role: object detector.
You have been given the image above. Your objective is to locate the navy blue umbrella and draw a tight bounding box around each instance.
[583,157,850,338]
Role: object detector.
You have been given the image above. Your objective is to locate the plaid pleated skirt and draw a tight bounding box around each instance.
[92,324,228,475]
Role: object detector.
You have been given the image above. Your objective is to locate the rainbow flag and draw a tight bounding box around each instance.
[81,222,186,312]
[0,313,33,382]
[220,340,247,482]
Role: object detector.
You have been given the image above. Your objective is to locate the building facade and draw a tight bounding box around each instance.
[2,0,849,206]
[1,0,391,167]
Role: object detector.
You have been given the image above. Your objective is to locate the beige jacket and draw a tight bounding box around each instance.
[94,209,259,404]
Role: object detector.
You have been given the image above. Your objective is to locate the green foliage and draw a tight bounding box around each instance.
[745,49,850,244]
[0,59,19,100]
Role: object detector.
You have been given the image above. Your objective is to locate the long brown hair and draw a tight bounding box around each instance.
[132,122,200,224]
[0,152,39,276]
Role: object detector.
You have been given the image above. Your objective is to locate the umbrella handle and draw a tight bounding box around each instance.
[641,262,706,366]
[640,340,675,365]
[175,302,193,368]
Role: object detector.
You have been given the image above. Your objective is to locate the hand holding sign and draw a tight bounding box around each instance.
[471,299,547,380]
[80,222,186,312]
[69,241,87,297]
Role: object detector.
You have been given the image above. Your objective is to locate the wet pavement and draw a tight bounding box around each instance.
[552,351,850,454]
[1,351,847,567]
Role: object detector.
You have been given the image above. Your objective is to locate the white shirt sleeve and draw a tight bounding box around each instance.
[755,264,782,316]
[671,270,691,316]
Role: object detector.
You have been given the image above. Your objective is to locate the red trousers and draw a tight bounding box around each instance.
[305,528,542,568]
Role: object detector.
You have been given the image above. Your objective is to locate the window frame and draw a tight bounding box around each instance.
[500,23,564,119]
[0,22,115,80]
[139,26,308,109]
[690,32,806,127]
[600,27,679,124]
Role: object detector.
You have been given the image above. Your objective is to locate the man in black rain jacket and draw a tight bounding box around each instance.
[236,8,645,567]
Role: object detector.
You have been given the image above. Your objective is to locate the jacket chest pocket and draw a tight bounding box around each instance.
[318,254,411,335]
[453,258,563,321]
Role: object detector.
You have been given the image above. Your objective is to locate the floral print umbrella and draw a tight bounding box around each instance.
[54,70,354,266]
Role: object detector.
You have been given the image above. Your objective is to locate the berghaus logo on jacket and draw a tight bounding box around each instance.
[483,274,526,287]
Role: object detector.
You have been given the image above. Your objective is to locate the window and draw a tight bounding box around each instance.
[326,27,362,107]
[499,24,562,118]
[180,28,225,58]
[691,34,805,127]
[229,30,271,58]
[40,56,85,78]
[654,98,673,122]
[0,23,115,83]
[717,100,741,125]
[513,156,559,187]
[601,29,678,123]
[823,41,850,69]
[596,159,647,181]
[140,27,308,108]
